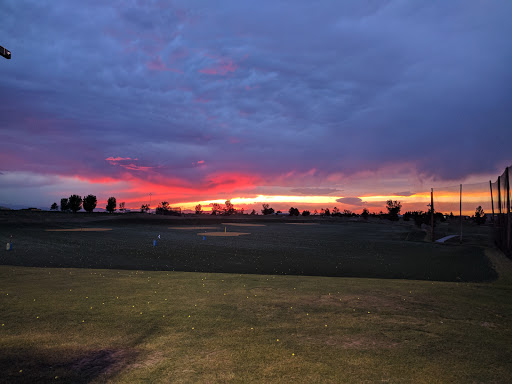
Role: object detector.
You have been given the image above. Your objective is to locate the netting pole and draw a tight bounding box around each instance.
[497,176,502,249]
[490,180,495,224]
[431,188,435,242]
[506,167,510,252]
[459,184,462,244]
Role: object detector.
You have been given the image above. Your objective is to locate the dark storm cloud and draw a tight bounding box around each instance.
[336,197,364,206]
[290,188,342,196]
[394,191,415,197]
[1,0,511,188]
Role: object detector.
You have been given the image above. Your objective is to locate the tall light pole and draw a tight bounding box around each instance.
[0,45,11,59]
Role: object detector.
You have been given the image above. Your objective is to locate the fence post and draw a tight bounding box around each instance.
[497,176,502,248]
[431,188,434,242]
[490,180,495,224]
[506,167,511,253]
[460,184,462,244]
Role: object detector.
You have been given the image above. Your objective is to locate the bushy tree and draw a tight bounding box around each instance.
[60,198,69,212]
[302,210,310,216]
[289,207,300,216]
[386,200,402,221]
[140,204,149,213]
[211,203,221,215]
[68,195,83,213]
[156,201,169,214]
[261,203,275,215]
[361,208,369,219]
[321,208,330,217]
[224,200,236,215]
[250,209,256,215]
[332,207,340,216]
[195,204,202,214]
[106,197,117,213]
[119,202,126,212]
[474,206,486,225]
[343,209,353,217]
[83,194,97,213]
[50,202,58,211]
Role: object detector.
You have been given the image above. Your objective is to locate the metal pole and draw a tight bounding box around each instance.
[431,188,435,242]
[506,167,511,252]
[490,180,495,224]
[460,184,462,244]
[497,176,502,248]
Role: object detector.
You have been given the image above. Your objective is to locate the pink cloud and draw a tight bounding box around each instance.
[147,56,183,73]
[105,156,134,162]
[168,47,189,63]
[198,53,238,76]
[120,164,154,172]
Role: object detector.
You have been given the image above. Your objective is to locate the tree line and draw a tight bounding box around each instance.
[51,195,121,213]
[50,195,489,224]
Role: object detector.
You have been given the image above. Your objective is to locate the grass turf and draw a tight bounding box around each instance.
[1,247,511,383]
[0,216,498,282]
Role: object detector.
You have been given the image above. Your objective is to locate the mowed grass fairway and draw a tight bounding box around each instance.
[1,213,511,382]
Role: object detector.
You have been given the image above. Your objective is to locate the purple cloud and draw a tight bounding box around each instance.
[336,197,364,206]
[1,0,511,208]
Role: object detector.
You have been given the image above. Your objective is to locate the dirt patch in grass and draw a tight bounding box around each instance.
[0,347,138,384]
[222,223,266,227]
[298,334,399,349]
[44,228,113,232]
[169,227,219,230]
[199,232,250,237]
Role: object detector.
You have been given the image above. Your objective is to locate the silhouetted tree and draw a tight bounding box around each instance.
[313,209,318,215]
[83,194,97,213]
[211,203,221,215]
[474,206,486,225]
[361,208,369,219]
[156,201,170,214]
[343,209,353,217]
[140,204,150,213]
[449,212,454,219]
[261,203,274,215]
[322,208,330,217]
[50,202,58,211]
[60,198,69,212]
[302,210,310,216]
[250,209,256,215]
[332,207,340,216]
[106,197,117,213]
[289,207,300,216]
[68,195,82,213]
[119,202,126,212]
[195,204,202,215]
[386,200,402,221]
[224,200,236,215]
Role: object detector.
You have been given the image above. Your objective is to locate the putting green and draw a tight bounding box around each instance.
[198,232,250,237]
[45,228,113,232]
[169,227,219,230]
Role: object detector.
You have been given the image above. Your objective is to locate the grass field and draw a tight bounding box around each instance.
[1,213,511,382]
[0,212,498,282]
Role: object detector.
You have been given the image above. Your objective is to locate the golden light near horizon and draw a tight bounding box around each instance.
[169,189,491,213]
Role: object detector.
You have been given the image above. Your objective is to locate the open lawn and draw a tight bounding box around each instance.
[0,212,498,282]
[0,212,510,382]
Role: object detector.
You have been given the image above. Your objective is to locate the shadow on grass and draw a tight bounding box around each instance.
[0,348,138,384]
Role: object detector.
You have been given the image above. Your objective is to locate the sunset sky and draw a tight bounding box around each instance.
[1,1,511,214]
